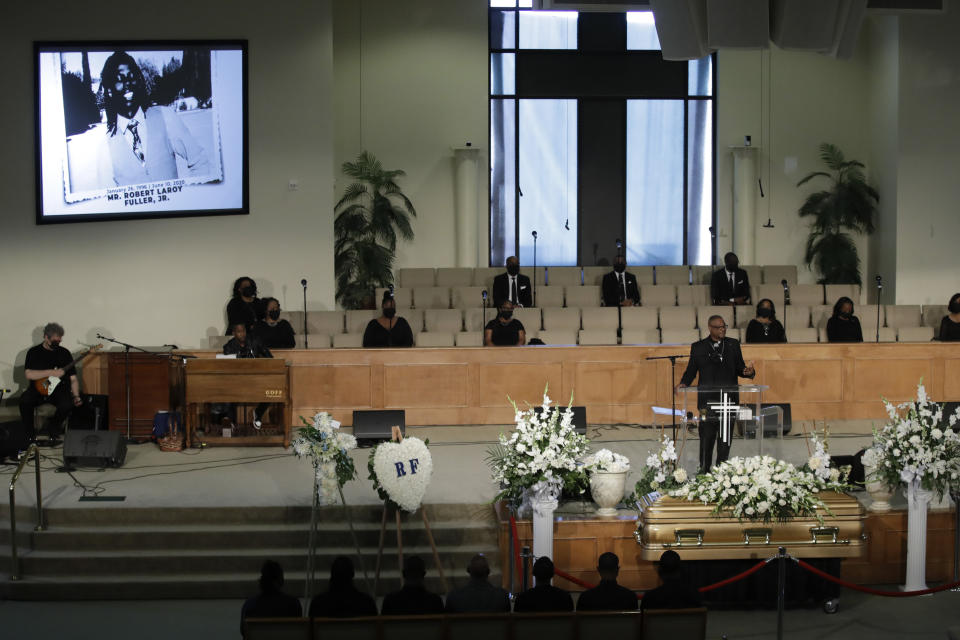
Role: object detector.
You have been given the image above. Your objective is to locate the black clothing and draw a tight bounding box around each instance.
[223,336,272,359]
[513,583,574,613]
[20,344,76,441]
[362,317,414,348]
[680,336,755,472]
[939,316,960,341]
[444,578,511,613]
[226,297,266,335]
[641,578,703,610]
[710,268,751,305]
[575,578,638,611]
[309,584,377,618]
[744,319,787,343]
[241,590,302,632]
[492,272,532,308]
[826,316,863,343]
[381,584,444,616]
[485,318,525,346]
[601,270,640,307]
[254,319,296,349]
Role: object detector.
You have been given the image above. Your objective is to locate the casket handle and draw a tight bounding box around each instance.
[743,528,772,545]
[810,526,839,543]
[674,529,705,546]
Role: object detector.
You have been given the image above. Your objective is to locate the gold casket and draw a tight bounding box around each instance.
[636,491,866,561]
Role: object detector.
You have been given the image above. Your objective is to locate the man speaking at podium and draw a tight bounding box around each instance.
[677,315,755,474]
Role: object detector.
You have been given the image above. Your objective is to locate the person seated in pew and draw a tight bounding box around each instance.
[826,296,863,343]
[363,291,414,348]
[226,276,266,335]
[240,560,301,634]
[640,550,702,611]
[710,252,751,305]
[444,554,511,613]
[513,556,574,613]
[254,297,296,349]
[309,556,377,618]
[492,255,532,308]
[601,256,640,307]
[938,293,960,341]
[575,552,638,611]
[744,298,787,344]
[381,555,444,616]
[484,300,526,347]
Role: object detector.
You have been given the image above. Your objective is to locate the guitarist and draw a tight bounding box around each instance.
[19,323,82,445]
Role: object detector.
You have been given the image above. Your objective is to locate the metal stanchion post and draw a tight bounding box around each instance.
[508,519,516,595]
[952,489,960,591]
[777,547,787,640]
[521,545,532,592]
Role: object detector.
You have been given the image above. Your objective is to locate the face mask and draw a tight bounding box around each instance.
[500,309,513,320]
[50,340,61,348]
[614,264,626,274]
[950,301,960,314]
[725,262,738,272]
[757,307,773,319]
[268,309,281,321]
[383,307,396,319]
[839,311,852,320]
[506,264,520,276]
[240,286,255,297]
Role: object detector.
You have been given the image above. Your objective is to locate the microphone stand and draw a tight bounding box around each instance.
[646,354,687,443]
[615,241,623,342]
[781,281,790,335]
[481,291,488,345]
[875,278,883,343]
[96,333,160,444]
[301,280,309,349]
[532,231,538,308]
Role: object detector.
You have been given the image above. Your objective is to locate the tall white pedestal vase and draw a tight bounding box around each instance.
[529,480,561,560]
[590,472,627,517]
[904,479,934,592]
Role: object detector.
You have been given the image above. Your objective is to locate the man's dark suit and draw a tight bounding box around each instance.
[601,270,640,307]
[679,336,755,472]
[710,267,751,305]
[492,272,532,308]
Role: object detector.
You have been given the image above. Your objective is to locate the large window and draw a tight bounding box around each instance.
[489,5,715,267]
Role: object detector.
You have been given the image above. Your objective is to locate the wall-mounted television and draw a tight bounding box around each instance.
[35,40,248,224]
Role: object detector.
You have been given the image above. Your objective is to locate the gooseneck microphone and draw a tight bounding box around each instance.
[301,278,309,349]
[780,279,790,332]
[875,274,883,343]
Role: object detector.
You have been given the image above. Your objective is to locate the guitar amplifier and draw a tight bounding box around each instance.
[63,430,127,468]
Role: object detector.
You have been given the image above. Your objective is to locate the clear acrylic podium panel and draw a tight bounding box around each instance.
[675,384,781,460]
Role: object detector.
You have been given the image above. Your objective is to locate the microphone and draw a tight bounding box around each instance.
[482,289,488,300]
[532,230,538,239]
[615,238,622,249]
[301,278,307,288]
[876,274,883,289]
[781,279,788,290]
[564,219,569,230]
[388,284,395,297]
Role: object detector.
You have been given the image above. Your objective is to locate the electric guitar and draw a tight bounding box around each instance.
[33,344,103,396]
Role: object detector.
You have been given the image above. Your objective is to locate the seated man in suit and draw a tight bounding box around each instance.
[640,550,702,610]
[677,315,756,473]
[309,556,377,618]
[710,252,751,305]
[444,554,510,613]
[492,256,532,309]
[514,557,574,612]
[240,560,302,634]
[381,555,444,615]
[575,552,638,611]
[601,256,640,307]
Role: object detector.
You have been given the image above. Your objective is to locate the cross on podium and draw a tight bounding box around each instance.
[707,391,753,446]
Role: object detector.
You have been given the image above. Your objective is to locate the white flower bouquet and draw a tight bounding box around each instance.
[634,435,687,498]
[871,381,960,498]
[671,454,848,523]
[585,449,630,473]
[292,412,358,505]
[487,388,591,506]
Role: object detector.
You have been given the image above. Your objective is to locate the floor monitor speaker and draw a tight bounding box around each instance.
[534,406,587,435]
[353,410,406,445]
[63,430,127,468]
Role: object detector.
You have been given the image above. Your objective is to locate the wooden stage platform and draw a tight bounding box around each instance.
[82,343,960,429]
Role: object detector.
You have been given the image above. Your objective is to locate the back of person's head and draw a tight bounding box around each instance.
[330,556,355,586]
[949,293,960,314]
[402,555,427,584]
[656,550,682,580]
[597,552,620,579]
[259,559,285,593]
[466,554,490,580]
[532,556,554,583]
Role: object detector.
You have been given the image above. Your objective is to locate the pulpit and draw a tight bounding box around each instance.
[676,384,774,457]
[184,359,291,447]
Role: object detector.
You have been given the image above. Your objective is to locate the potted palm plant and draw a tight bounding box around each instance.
[334,151,417,309]
[796,143,878,285]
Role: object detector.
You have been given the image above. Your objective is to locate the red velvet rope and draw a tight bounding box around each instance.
[794,558,960,597]
[508,515,523,585]
[696,559,772,592]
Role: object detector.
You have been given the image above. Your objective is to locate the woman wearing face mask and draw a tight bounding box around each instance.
[226,276,266,335]
[254,297,296,349]
[826,296,863,343]
[484,300,526,346]
[937,293,960,341]
[745,298,787,343]
[363,292,414,348]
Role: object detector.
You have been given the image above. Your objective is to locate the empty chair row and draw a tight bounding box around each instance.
[396,264,801,288]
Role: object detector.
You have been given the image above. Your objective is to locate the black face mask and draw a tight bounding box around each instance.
[383,307,397,319]
[240,286,255,297]
[506,264,520,276]
[268,309,281,321]
[500,309,513,320]
[50,340,61,348]
[725,262,738,272]
[839,311,852,320]
[614,264,626,273]
[757,307,773,319]
[950,301,960,314]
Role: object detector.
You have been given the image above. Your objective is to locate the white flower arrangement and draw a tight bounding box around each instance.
[487,388,591,505]
[369,437,433,513]
[292,412,358,505]
[671,454,848,523]
[585,449,630,473]
[870,381,960,498]
[634,435,685,498]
